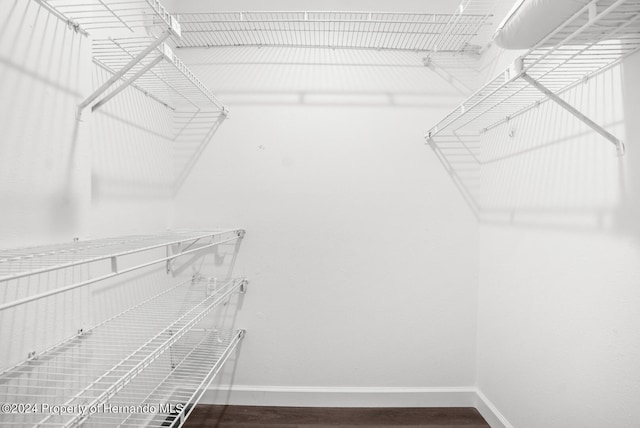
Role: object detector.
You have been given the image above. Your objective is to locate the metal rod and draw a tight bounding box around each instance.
[91,54,165,112]
[521,72,625,156]
[92,57,175,110]
[77,29,171,114]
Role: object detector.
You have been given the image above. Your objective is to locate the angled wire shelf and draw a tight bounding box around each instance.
[174,11,492,52]
[82,329,244,428]
[0,277,246,427]
[92,37,226,111]
[34,0,179,37]
[32,1,228,115]
[0,229,245,311]
[426,0,640,156]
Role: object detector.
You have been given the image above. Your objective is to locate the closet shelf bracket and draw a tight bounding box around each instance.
[519,72,625,156]
[77,30,173,118]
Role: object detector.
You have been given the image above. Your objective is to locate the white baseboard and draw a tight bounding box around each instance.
[474,389,514,428]
[201,385,513,428]
[202,385,477,408]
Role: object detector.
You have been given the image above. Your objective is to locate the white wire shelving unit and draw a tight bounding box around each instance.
[33,0,228,117]
[91,37,226,112]
[174,10,492,53]
[0,229,245,311]
[0,275,247,427]
[426,0,640,156]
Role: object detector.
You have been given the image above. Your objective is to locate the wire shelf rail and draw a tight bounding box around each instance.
[174,11,492,52]
[0,277,246,427]
[0,229,245,311]
[426,0,640,156]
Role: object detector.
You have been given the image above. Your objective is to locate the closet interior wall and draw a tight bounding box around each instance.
[0,1,176,246]
[474,40,640,428]
[168,0,482,402]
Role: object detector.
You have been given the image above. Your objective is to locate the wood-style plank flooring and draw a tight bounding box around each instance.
[184,405,490,427]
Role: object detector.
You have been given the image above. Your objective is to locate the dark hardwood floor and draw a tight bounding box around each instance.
[184,405,490,427]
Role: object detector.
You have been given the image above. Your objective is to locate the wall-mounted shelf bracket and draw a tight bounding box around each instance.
[240,278,249,294]
[77,31,173,118]
[520,72,625,156]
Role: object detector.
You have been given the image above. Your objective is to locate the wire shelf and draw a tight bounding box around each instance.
[427,0,640,149]
[174,11,491,52]
[92,37,226,111]
[32,1,227,115]
[83,329,244,428]
[0,277,246,427]
[0,229,245,311]
[34,0,179,37]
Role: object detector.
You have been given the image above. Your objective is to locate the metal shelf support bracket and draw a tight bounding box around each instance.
[77,29,173,118]
[520,72,625,156]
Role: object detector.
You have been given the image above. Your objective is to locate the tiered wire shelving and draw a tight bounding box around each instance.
[0,230,247,427]
[426,0,640,156]
[0,276,246,427]
[174,10,492,53]
[0,229,245,311]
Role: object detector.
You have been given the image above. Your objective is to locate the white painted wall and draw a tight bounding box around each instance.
[0,2,175,247]
[170,43,479,395]
[476,49,640,427]
[0,1,91,248]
